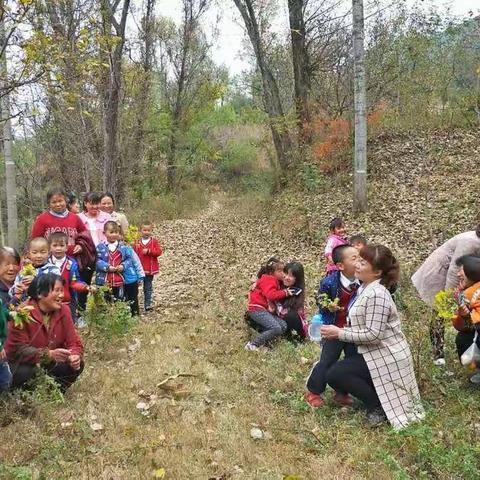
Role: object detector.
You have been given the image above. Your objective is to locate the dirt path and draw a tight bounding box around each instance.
[0,196,355,479]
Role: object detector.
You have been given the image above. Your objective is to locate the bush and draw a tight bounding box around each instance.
[217,141,258,183]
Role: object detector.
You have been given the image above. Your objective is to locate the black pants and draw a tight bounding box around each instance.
[124,282,139,316]
[284,310,306,339]
[78,268,94,312]
[326,353,381,412]
[105,286,123,303]
[307,339,357,394]
[10,361,84,393]
[455,330,480,361]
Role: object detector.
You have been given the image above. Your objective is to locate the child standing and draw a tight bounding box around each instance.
[95,221,134,303]
[123,245,145,317]
[133,221,163,312]
[11,237,60,303]
[0,247,21,305]
[325,217,348,273]
[48,231,91,322]
[245,257,296,350]
[305,244,360,408]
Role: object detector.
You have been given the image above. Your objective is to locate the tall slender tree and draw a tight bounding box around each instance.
[352,0,367,213]
[0,1,18,247]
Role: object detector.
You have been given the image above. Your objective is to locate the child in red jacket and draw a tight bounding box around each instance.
[245,257,296,350]
[133,221,163,312]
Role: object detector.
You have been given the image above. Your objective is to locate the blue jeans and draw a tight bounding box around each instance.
[0,360,12,392]
[143,275,154,309]
[247,310,287,347]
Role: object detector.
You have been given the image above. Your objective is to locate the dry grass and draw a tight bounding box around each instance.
[2,131,480,479]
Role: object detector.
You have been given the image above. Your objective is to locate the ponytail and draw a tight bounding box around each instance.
[359,244,400,289]
[256,256,283,278]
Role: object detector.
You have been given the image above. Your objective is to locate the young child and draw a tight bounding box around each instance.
[133,221,163,312]
[95,221,134,303]
[0,247,21,305]
[123,245,145,317]
[277,261,308,341]
[10,237,60,303]
[0,297,11,393]
[48,231,91,322]
[324,217,348,273]
[452,255,480,384]
[245,257,296,350]
[305,244,360,408]
[350,234,368,251]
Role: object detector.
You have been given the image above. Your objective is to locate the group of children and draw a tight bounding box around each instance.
[0,189,164,393]
[245,217,372,407]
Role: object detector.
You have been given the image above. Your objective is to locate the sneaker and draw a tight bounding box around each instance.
[244,342,259,351]
[469,372,480,385]
[145,306,154,312]
[332,392,354,407]
[304,391,325,408]
[366,407,387,427]
[433,357,446,367]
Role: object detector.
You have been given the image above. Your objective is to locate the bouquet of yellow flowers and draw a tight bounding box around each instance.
[9,304,35,329]
[433,289,458,321]
[123,225,140,244]
[20,262,36,277]
[316,293,342,310]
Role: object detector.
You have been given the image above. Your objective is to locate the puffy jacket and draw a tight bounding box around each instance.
[124,247,145,284]
[247,274,288,312]
[95,242,134,286]
[133,238,163,275]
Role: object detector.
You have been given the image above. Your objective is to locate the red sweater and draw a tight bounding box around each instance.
[133,238,163,275]
[5,300,84,364]
[31,211,88,256]
[248,274,288,312]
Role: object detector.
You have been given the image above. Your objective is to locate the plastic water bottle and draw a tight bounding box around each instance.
[309,313,324,342]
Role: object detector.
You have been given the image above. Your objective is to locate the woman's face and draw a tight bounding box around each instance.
[85,201,100,217]
[0,257,20,285]
[100,196,114,214]
[49,194,67,214]
[355,256,381,284]
[283,269,296,287]
[39,280,64,311]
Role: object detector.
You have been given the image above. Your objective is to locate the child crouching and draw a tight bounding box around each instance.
[305,245,360,407]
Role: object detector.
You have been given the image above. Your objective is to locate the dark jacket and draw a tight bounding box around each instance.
[316,271,342,326]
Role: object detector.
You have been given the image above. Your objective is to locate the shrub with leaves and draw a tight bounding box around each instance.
[123,225,140,244]
[433,289,458,321]
[8,304,35,329]
[20,262,36,277]
[316,293,342,310]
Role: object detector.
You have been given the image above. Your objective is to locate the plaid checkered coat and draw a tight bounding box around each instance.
[339,280,424,430]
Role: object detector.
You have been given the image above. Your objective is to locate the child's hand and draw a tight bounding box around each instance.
[328,304,343,312]
[14,284,25,297]
[22,275,34,286]
[108,266,116,273]
[117,265,124,273]
[142,249,149,255]
[88,285,97,293]
[0,348,6,360]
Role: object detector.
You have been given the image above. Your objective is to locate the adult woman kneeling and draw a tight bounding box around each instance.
[5,273,84,392]
[321,245,424,429]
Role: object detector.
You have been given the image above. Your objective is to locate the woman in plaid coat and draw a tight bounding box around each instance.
[321,245,424,429]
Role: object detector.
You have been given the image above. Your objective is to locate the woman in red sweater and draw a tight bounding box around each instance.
[5,273,84,392]
[245,257,296,350]
[31,187,88,257]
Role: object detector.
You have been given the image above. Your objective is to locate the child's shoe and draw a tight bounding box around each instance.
[145,305,154,312]
[304,391,325,408]
[332,391,354,407]
[244,342,259,351]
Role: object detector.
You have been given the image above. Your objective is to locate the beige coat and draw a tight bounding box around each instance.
[339,280,424,430]
[411,231,480,306]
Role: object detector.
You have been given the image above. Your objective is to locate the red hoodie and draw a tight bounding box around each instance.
[133,237,163,275]
[5,300,84,364]
[248,274,288,312]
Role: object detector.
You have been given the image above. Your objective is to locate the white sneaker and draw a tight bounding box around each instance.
[76,316,87,329]
[244,342,259,351]
[433,358,446,366]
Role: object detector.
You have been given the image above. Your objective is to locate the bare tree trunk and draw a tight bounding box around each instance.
[352,0,367,213]
[288,0,311,145]
[233,0,293,169]
[0,7,18,247]
[101,0,130,201]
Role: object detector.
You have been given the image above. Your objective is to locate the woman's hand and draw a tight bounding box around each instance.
[68,354,81,370]
[48,348,71,363]
[320,325,341,340]
[73,245,83,255]
[0,348,6,361]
